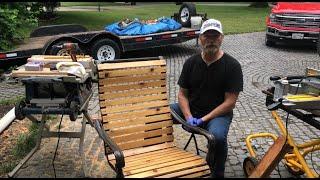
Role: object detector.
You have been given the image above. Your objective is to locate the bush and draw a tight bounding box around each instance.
[0,3,39,51]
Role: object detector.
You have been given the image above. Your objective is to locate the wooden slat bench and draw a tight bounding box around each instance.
[94,57,215,178]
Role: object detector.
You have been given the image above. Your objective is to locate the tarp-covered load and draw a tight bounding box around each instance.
[105,17,182,36]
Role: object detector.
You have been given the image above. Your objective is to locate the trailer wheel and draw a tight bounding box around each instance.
[91,39,120,62]
[178,2,196,27]
[285,162,305,176]
[243,156,259,177]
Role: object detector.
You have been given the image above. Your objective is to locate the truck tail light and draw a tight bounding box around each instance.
[0,53,17,59]
[135,37,152,42]
[161,34,178,39]
[186,31,195,36]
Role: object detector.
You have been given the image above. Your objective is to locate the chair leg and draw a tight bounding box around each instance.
[184,133,194,150]
[184,133,200,155]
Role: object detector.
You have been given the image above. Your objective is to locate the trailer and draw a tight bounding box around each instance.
[0,3,206,64]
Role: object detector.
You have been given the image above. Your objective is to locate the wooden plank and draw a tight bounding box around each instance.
[117,134,174,150]
[106,120,173,137]
[123,153,197,172]
[118,148,180,164]
[12,68,69,76]
[104,114,171,129]
[157,165,209,178]
[98,59,166,70]
[125,159,207,178]
[123,151,195,168]
[101,100,169,114]
[98,66,166,78]
[109,148,185,167]
[99,87,166,100]
[98,80,166,93]
[107,143,174,161]
[249,135,293,178]
[99,73,166,85]
[29,55,92,60]
[100,93,167,107]
[112,127,173,143]
[124,156,203,175]
[102,106,170,122]
[180,170,211,178]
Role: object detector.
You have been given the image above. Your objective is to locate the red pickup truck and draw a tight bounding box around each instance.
[265,2,320,47]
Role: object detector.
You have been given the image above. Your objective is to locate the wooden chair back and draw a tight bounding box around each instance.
[97,59,174,151]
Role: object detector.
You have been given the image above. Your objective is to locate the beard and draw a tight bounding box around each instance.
[202,44,219,56]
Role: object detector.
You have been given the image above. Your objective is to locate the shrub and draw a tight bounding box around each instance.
[0,3,39,51]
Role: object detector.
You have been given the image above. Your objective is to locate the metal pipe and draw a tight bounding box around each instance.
[0,107,16,134]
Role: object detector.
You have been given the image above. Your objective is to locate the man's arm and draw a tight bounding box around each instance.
[178,87,192,119]
[201,92,239,122]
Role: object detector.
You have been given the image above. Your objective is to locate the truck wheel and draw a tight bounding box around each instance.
[178,2,196,27]
[91,39,120,62]
[265,36,275,47]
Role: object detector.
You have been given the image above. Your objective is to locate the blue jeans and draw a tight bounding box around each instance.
[170,103,232,177]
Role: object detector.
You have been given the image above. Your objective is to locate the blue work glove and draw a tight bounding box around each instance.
[186,116,197,126]
[195,118,204,127]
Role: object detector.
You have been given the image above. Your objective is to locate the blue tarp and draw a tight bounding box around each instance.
[105,17,182,36]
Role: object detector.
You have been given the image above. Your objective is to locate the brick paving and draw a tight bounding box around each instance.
[1,32,319,178]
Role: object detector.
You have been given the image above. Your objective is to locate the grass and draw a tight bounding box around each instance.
[0,114,58,174]
[0,96,24,106]
[0,162,16,175]
[12,122,40,158]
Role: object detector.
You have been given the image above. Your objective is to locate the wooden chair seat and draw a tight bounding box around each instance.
[107,143,210,178]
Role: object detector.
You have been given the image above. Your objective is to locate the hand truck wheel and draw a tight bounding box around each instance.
[243,156,259,177]
[15,100,26,120]
[285,163,305,176]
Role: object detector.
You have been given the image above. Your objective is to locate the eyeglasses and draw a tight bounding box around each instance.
[201,32,221,38]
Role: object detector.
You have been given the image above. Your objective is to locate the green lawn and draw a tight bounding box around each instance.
[40,4,270,35]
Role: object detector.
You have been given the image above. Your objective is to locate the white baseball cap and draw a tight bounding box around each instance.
[200,19,223,35]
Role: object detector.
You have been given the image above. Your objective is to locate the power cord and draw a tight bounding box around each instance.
[275,112,290,178]
[52,114,63,178]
